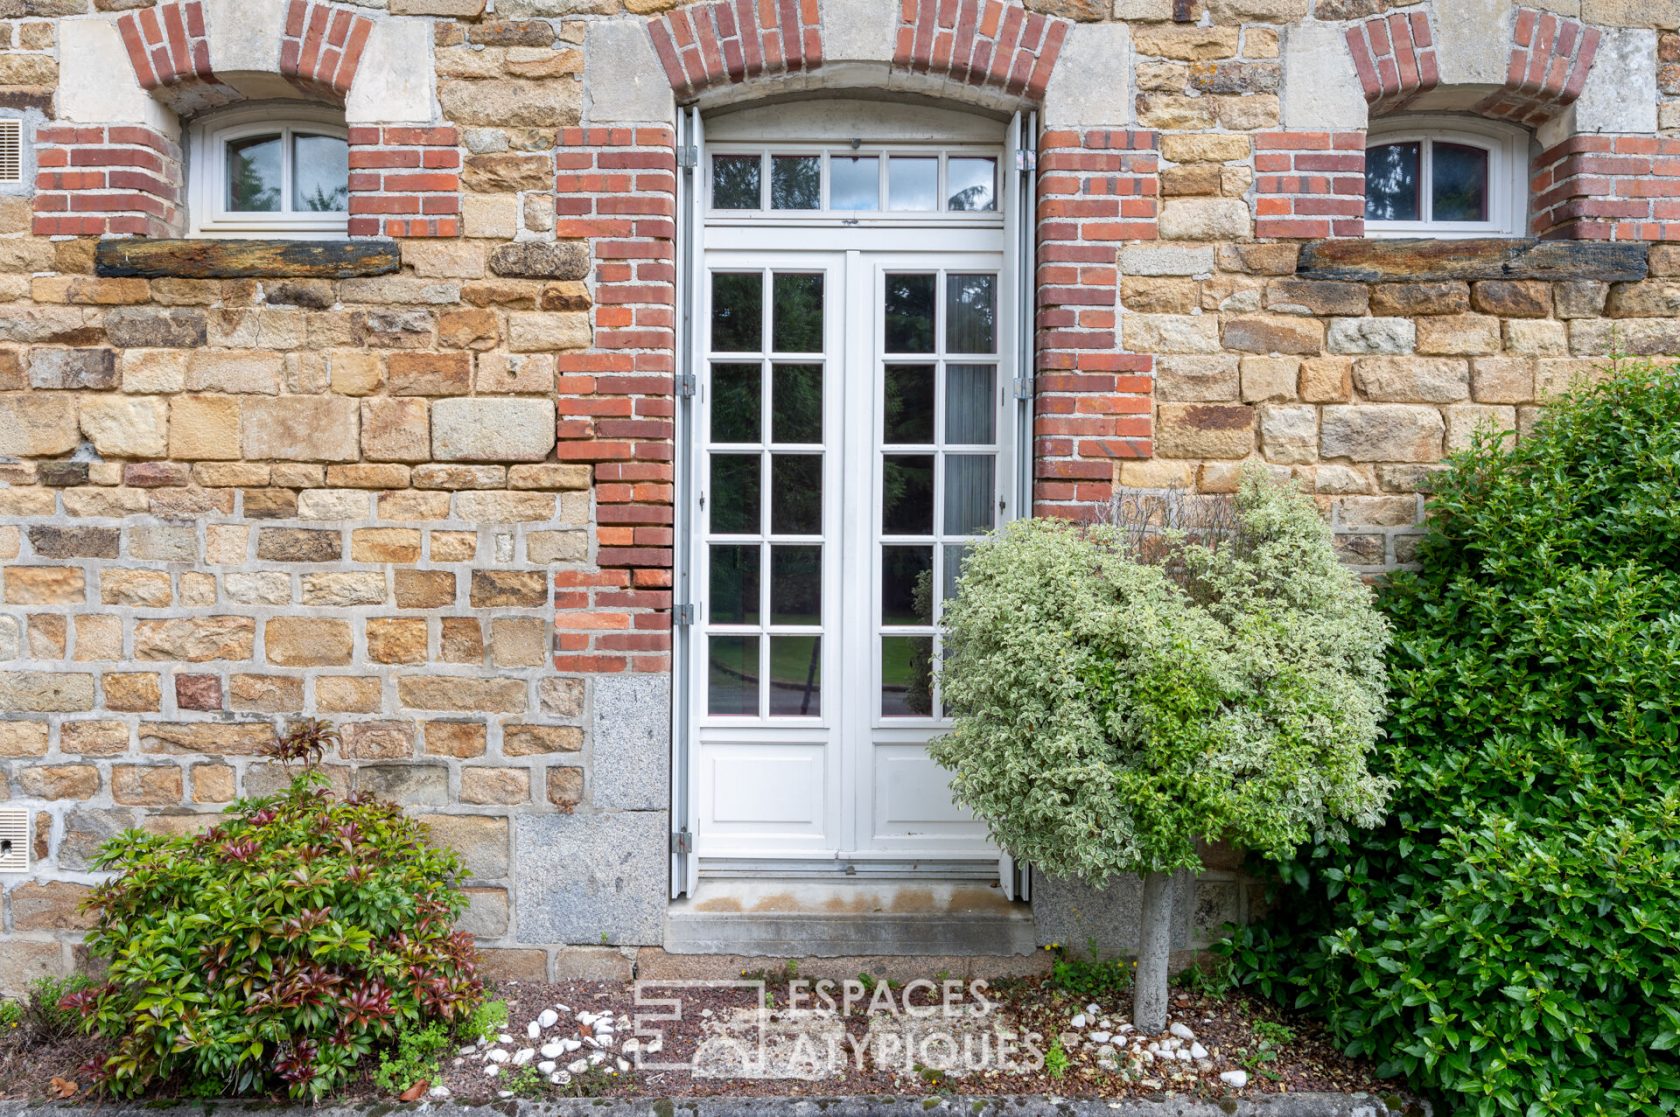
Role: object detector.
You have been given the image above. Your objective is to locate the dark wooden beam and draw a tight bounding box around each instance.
[1298,238,1648,284]
[96,239,402,280]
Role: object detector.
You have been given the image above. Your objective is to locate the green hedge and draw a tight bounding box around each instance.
[1223,366,1680,1116]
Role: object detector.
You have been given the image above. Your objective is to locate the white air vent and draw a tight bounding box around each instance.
[0,809,28,873]
[0,120,20,186]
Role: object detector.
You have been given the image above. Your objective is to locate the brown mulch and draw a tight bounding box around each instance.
[0,974,1410,1106]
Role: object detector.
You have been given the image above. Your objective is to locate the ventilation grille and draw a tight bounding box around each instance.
[0,119,22,186]
[0,808,27,872]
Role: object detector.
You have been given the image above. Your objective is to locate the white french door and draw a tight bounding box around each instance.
[688,243,1013,871]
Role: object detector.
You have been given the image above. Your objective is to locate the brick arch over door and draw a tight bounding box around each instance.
[647,0,1070,104]
[1346,5,1599,126]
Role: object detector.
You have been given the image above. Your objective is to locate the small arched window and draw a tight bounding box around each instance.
[1364,116,1529,238]
[188,104,350,238]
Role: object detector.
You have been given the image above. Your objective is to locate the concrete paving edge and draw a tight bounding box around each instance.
[0,1093,1430,1117]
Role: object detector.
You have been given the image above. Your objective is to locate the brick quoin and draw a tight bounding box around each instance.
[281,0,376,101]
[32,125,183,238]
[1037,128,1158,516]
[554,127,679,674]
[348,126,463,239]
[1253,132,1365,240]
[1532,134,1680,241]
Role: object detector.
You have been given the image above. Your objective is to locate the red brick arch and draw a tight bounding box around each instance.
[1345,5,1598,126]
[647,0,1069,104]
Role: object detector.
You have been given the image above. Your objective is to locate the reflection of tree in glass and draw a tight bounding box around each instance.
[907,568,935,715]
[772,274,824,352]
[1431,143,1487,222]
[948,184,990,212]
[772,364,823,443]
[1364,142,1419,221]
[229,148,280,212]
[300,183,349,212]
[885,274,936,353]
[713,156,762,208]
[772,157,821,209]
[948,275,995,353]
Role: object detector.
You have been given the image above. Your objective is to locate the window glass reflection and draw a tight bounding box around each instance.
[1365,141,1421,222]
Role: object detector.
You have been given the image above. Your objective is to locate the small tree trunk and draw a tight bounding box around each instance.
[1133,871,1172,1033]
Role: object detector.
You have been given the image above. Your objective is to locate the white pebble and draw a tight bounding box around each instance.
[617,1058,630,1072]
[1170,1022,1196,1041]
[621,1038,641,1054]
[568,1059,589,1074]
[577,1012,598,1026]
[541,1042,564,1059]
[1089,1030,1111,1044]
[527,1022,541,1039]
[1174,1048,1192,1062]
[1085,1003,1101,1016]
[1190,1043,1208,1060]
[458,1044,477,1056]
[498,1033,513,1044]
[560,1038,582,1053]
[485,1049,510,1064]
[1220,1069,1250,1089]
[538,1061,557,1074]
[485,1065,501,1078]
[497,1090,513,1099]
[548,1073,563,1085]
[1070,1013,1087,1029]
[512,1048,535,1066]
[1119,1023,1136,1033]
[429,1086,450,1099]
[645,1039,663,1054]
[589,1051,607,1066]
[538,1009,559,1029]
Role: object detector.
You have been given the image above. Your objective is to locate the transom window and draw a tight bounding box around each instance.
[708,146,999,217]
[189,104,349,238]
[1364,116,1528,239]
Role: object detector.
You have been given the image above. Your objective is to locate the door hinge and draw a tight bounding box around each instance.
[674,603,696,627]
[1013,376,1036,401]
[678,145,699,169]
[677,373,698,398]
[1015,148,1037,173]
[672,829,693,855]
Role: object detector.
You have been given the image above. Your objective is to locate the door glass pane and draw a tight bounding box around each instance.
[772,273,824,353]
[946,365,996,444]
[1365,142,1420,221]
[709,635,760,715]
[944,455,995,536]
[770,455,822,535]
[1432,142,1489,222]
[888,156,938,211]
[710,453,761,534]
[947,274,997,355]
[772,363,823,444]
[711,273,763,352]
[942,543,971,605]
[712,155,762,209]
[883,364,935,444]
[882,545,934,625]
[882,635,934,717]
[946,157,997,212]
[883,455,935,535]
[711,363,761,443]
[884,274,936,354]
[293,134,349,213]
[771,156,821,210]
[831,155,879,210]
[770,545,821,625]
[769,636,821,717]
[227,134,283,212]
[709,544,761,625]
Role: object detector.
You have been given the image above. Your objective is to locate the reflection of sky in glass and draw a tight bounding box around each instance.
[947,157,996,211]
[294,134,349,213]
[888,157,938,211]
[830,156,879,210]
[1432,143,1488,222]
[227,135,282,212]
[1365,142,1420,221]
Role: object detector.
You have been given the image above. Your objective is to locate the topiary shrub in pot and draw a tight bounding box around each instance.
[1222,364,1680,1116]
[931,469,1393,1033]
[66,720,483,1099]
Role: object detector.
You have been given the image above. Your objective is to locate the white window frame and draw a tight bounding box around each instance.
[705,143,1007,229]
[188,103,349,238]
[1364,115,1529,239]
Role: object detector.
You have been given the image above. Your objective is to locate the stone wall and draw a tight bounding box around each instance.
[2,0,1680,992]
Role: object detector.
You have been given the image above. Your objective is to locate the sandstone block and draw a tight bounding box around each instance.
[398,675,527,713]
[438,79,581,126]
[353,764,448,806]
[297,489,372,520]
[1222,315,1324,355]
[489,241,590,280]
[431,531,480,562]
[19,764,100,800]
[300,571,387,606]
[396,569,458,608]
[257,528,342,563]
[229,674,305,713]
[1133,25,1239,60]
[1473,280,1552,318]
[1321,405,1446,462]
[135,616,255,662]
[419,813,509,878]
[4,567,86,605]
[341,720,418,760]
[389,351,472,396]
[1121,276,1198,315]
[464,154,558,193]
[265,618,353,666]
[9,881,96,932]
[191,763,237,803]
[352,528,424,564]
[471,570,548,608]
[538,677,585,719]
[1327,317,1416,356]
[527,529,587,563]
[1446,404,1518,452]
[29,347,116,389]
[426,720,488,758]
[462,767,532,805]
[1554,280,1609,319]
[187,350,283,394]
[175,674,222,711]
[61,720,129,756]
[432,398,557,462]
[30,526,119,560]
[1369,282,1470,317]
[80,394,169,458]
[0,721,48,758]
[1159,197,1251,241]
[1337,495,1421,528]
[1240,356,1299,403]
[104,672,162,712]
[369,617,429,664]
[1264,279,1368,317]
[1120,244,1215,277]
[456,492,556,522]
[1415,314,1503,357]
[1124,314,1221,355]
[0,395,78,456]
[547,766,584,810]
[1504,319,1568,356]
[113,765,185,806]
[105,308,206,348]
[490,616,550,667]
[242,397,360,462]
[169,396,242,460]
[441,617,486,662]
[508,312,591,352]
[1353,358,1470,403]
[317,675,383,714]
[1156,403,1255,459]
[1471,358,1536,405]
[508,463,591,491]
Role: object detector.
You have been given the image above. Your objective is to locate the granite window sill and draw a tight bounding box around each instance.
[1298,237,1649,283]
[94,238,401,280]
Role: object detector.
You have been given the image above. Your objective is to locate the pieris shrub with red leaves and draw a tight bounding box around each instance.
[69,752,482,1100]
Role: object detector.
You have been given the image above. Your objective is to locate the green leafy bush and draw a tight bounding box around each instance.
[1223,365,1680,1116]
[69,766,482,1099]
[932,471,1392,880]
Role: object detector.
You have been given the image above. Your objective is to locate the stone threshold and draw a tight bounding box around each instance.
[0,1094,1430,1117]
[94,238,402,279]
